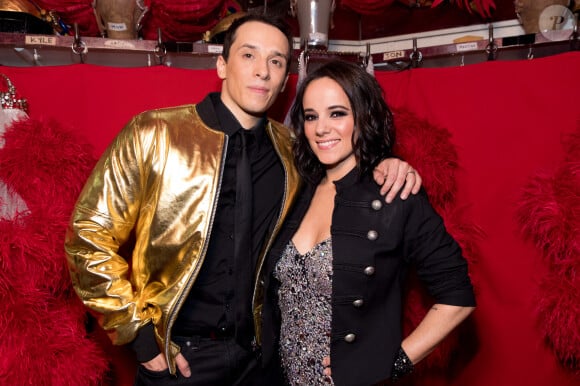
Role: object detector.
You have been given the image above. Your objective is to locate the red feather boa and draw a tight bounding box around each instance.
[0,117,110,385]
[393,109,482,377]
[516,127,580,370]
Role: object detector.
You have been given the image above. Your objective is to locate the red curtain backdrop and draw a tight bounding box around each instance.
[1,52,579,386]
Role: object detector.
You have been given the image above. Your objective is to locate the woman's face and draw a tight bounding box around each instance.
[302,76,357,180]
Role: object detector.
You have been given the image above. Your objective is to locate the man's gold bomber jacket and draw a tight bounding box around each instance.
[64,103,301,375]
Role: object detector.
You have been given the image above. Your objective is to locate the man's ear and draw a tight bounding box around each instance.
[216,55,226,80]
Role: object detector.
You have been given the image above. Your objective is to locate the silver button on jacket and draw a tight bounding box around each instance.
[344,333,356,343]
[367,230,378,240]
[363,266,375,276]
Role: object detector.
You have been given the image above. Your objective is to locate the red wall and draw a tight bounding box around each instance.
[2,51,578,385]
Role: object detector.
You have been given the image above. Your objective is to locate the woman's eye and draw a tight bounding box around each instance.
[304,114,317,121]
[330,110,348,118]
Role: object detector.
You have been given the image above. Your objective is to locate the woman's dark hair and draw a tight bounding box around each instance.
[221,13,293,75]
[290,60,395,184]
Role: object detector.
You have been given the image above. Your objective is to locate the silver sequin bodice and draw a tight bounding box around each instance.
[274,238,334,385]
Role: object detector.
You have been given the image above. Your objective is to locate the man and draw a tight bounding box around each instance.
[65,13,422,386]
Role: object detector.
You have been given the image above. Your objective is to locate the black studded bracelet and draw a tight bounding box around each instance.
[391,347,414,381]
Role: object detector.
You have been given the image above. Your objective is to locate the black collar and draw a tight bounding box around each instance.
[333,167,365,193]
[198,93,268,148]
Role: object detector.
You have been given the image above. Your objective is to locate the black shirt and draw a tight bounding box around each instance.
[173,93,285,336]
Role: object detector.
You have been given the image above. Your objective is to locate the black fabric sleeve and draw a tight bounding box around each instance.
[403,189,476,307]
[129,323,161,363]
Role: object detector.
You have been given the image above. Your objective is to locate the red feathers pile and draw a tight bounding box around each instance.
[0,117,109,385]
[392,109,483,376]
[516,127,580,370]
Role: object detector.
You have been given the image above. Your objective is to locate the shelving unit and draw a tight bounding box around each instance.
[1,18,577,70]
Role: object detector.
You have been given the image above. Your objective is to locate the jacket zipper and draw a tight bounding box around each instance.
[163,133,229,374]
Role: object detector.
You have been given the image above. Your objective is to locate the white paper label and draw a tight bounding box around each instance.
[108,22,128,32]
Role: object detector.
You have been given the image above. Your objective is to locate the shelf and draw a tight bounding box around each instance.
[1,19,578,70]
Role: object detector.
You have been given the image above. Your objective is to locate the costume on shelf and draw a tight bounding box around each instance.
[0,75,28,220]
[93,0,148,39]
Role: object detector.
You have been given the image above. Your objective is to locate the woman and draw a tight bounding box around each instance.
[260,60,476,386]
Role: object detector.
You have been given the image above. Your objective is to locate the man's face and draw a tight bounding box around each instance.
[216,21,290,128]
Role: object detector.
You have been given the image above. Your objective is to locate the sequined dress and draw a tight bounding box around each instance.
[274,238,334,385]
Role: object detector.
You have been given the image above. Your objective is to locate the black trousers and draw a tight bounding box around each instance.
[133,335,262,386]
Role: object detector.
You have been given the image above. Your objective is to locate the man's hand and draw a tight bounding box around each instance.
[373,158,422,203]
[142,352,191,378]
